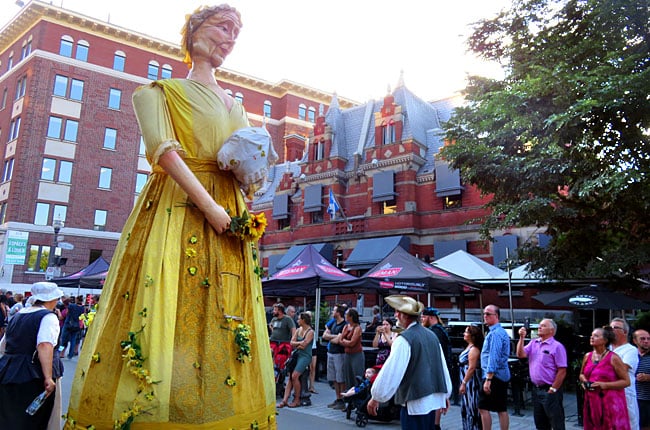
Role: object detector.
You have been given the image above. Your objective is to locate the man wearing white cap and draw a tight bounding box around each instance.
[0,282,64,429]
[367,295,452,429]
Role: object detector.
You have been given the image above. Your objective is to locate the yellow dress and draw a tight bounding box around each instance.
[65,79,276,430]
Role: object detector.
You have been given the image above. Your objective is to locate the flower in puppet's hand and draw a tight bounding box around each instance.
[227,210,267,242]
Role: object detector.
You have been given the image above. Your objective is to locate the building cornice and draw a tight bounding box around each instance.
[2,1,358,109]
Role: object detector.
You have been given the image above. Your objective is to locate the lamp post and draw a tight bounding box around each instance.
[49,217,64,271]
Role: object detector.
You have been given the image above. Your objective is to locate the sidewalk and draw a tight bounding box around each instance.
[279,380,583,429]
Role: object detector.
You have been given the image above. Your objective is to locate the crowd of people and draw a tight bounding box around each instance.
[271,297,650,430]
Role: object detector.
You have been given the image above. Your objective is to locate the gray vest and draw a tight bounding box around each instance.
[395,323,448,404]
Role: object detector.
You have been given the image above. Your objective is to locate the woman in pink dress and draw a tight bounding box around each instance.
[579,326,630,430]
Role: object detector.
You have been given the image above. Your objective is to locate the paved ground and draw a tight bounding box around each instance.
[60,357,583,429]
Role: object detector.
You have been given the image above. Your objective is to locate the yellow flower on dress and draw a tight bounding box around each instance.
[247,212,267,241]
[185,248,197,258]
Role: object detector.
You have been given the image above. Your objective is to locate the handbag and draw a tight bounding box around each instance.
[284,350,299,373]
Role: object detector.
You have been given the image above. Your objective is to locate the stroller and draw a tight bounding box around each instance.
[342,369,401,427]
[270,341,292,398]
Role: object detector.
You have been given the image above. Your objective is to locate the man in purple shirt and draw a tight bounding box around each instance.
[517,318,567,430]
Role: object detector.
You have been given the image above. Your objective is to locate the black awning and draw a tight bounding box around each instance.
[276,242,333,270]
[344,235,410,271]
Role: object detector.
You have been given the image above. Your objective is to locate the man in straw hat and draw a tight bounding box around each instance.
[367,295,452,429]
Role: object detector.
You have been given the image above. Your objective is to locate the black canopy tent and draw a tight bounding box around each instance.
[52,256,110,289]
[262,245,361,333]
[359,246,480,319]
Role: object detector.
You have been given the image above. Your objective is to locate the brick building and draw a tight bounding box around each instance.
[0,1,548,318]
[0,0,353,290]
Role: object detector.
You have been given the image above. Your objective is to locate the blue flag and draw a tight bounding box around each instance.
[327,189,340,220]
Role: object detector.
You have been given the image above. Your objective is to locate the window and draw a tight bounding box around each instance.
[59,36,73,57]
[34,202,49,225]
[63,120,79,142]
[382,122,396,145]
[53,75,84,101]
[27,245,49,272]
[113,51,126,72]
[21,39,32,60]
[8,117,20,141]
[46,116,63,139]
[103,128,117,150]
[444,195,462,210]
[6,54,13,71]
[311,212,323,224]
[53,205,67,222]
[53,75,68,97]
[94,209,107,231]
[234,92,244,103]
[147,61,159,80]
[41,158,56,181]
[161,64,172,79]
[1,88,6,110]
[263,101,272,118]
[89,249,103,265]
[14,76,27,100]
[314,141,324,161]
[278,218,290,230]
[135,173,148,193]
[0,202,7,224]
[308,107,316,123]
[58,160,73,183]
[108,88,121,109]
[75,40,89,62]
[298,104,306,121]
[70,79,84,101]
[98,167,112,189]
[139,136,146,156]
[225,89,233,96]
[2,159,14,182]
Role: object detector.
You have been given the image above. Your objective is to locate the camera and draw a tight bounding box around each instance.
[582,381,594,391]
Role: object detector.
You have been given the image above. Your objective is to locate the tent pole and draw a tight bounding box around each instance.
[506,248,515,339]
[315,287,321,338]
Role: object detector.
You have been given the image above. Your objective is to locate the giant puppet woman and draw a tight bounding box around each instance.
[64,5,276,429]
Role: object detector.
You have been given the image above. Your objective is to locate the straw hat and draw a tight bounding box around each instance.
[30,282,64,302]
[385,295,424,316]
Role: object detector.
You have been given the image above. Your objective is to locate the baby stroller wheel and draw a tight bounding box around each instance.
[355,412,368,427]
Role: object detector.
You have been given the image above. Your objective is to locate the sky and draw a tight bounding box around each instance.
[1,0,511,102]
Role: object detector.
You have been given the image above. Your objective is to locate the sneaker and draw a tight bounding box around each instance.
[327,399,339,408]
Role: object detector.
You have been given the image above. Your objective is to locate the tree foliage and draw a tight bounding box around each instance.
[442,0,650,279]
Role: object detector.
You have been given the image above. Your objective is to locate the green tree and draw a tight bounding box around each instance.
[443,0,650,279]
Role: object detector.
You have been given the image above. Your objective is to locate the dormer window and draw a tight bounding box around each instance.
[314,140,325,161]
[382,121,396,145]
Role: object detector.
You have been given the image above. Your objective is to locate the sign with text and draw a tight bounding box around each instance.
[5,230,29,265]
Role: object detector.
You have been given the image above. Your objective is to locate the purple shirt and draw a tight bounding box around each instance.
[524,336,567,386]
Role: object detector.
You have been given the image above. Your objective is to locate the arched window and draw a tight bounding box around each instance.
[161,64,173,79]
[76,40,89,62]
[308,106,316,123]
[263,100,272,118]
[147,60,159,80]
[59,35,73,57]
[21,36,32,60]
[113,50,126,72]
[6,52,13,71]
[225,89,233,96]
[298,104,306,121]
[234,92,244,103]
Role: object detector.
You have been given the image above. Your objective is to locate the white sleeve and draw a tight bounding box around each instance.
[371,335,410,403]
[440,344,453,397]
[36,313,61,347]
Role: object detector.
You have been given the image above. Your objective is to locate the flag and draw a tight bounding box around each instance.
[327,189,341,220]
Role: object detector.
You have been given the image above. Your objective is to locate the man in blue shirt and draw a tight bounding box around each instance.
[479,304,510,430]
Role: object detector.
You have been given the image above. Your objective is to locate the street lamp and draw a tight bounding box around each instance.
[49,217,64,269]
